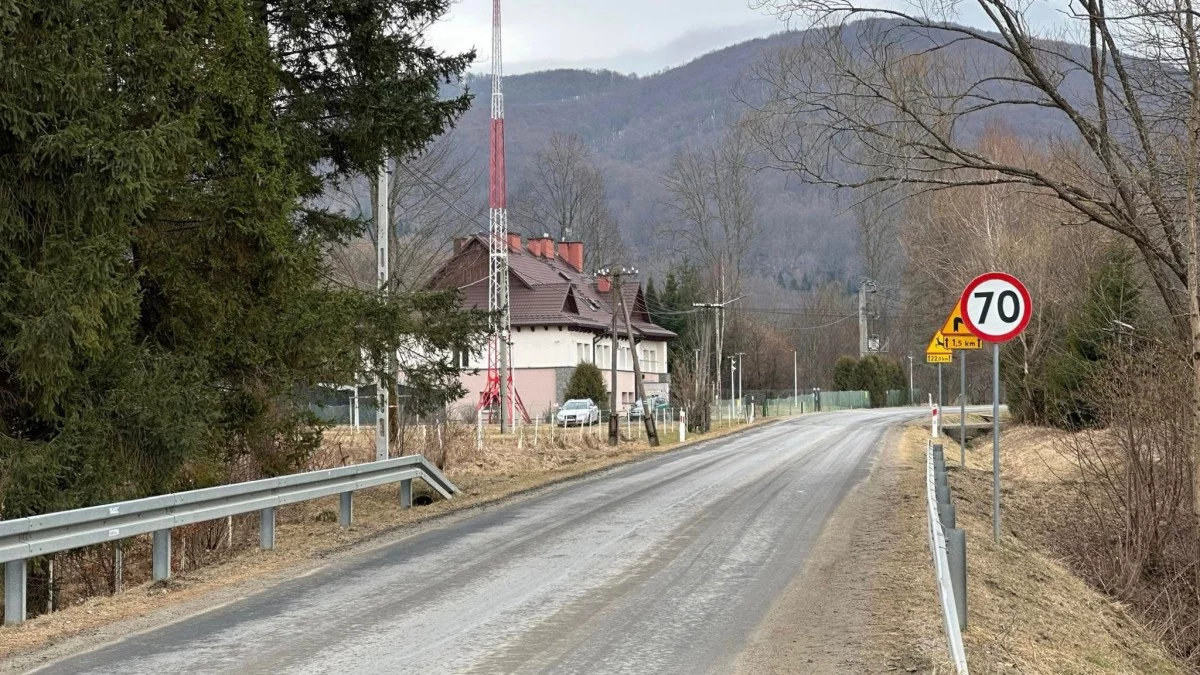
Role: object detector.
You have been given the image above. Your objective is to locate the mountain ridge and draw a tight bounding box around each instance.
[441,18,1084,281]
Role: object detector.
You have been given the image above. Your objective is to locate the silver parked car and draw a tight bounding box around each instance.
[557,399,600,426]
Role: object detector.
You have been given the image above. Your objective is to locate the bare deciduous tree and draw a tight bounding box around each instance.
[325,135,482,453]
[662,125,762,399]
[327,135,482,293]
[512,133,624,270]
[747,0,1200,519]
[662,125,761,301]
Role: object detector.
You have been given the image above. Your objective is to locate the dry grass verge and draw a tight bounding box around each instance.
[943,426,1181,674]
[0,416,773,665]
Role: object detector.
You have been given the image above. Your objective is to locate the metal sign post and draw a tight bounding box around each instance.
[937,302,983,466]
[960,351,967,467]
[937,363,943,418]
[960,272,1032,544]
[992,342,1001,542]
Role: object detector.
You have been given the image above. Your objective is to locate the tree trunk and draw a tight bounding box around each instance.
[1186,0,1200,529]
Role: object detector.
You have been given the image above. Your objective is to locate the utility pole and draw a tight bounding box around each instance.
[729,353,739,415]
[692,295,740,413]
[615,270,659,446]
[908,354,915,406]
[603,268,619,446]
[728,356,736,421]
[375,160,390,462]
[793,349,798,404]
[858,279,876,357]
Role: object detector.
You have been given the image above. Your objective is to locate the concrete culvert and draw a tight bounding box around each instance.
[413,495,434,507]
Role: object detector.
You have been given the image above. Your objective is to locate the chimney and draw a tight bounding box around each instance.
[560,240,583,272]
[528,234,554,259]
[597,275,611,293]
[507,233,522,253]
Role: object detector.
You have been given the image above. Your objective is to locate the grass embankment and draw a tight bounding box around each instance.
[933,426,1181,674]
[0,415,773,663]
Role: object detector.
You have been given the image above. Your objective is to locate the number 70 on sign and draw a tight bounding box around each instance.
[961,272,1032,342]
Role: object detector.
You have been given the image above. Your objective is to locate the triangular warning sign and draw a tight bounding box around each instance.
[926,331,953,355]
[941,300,974,337]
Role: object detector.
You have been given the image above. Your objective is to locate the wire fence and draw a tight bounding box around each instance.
[306,388,932,431]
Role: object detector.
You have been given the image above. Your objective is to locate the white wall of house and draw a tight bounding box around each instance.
[471,326,668,374]
[437,326,669,417]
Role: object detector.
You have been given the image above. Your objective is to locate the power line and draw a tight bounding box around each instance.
[396,162,489,232]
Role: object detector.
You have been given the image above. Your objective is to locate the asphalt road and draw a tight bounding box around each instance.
[36,408,920,675]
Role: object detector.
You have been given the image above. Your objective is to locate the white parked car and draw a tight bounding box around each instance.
[557,399,600,426]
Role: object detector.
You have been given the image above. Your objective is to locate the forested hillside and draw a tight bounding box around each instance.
[442,21,1081,283]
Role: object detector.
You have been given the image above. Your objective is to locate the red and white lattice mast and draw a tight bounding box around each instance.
[478,0,528,430]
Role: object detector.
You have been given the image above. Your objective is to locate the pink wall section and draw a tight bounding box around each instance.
[449,368,647,419]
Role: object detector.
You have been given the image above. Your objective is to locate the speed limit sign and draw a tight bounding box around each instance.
[960,272,1031,342]
[960,271,1032,545]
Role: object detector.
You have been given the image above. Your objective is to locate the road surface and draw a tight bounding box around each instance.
[36,408,919,675]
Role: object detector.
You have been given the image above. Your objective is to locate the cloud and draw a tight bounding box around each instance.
[428,0,781,75]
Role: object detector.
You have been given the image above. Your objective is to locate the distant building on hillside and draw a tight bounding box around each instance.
[427,234,675,417]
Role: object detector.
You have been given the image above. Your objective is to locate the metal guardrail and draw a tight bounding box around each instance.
[927,441,969,674]
[1,455,459,626]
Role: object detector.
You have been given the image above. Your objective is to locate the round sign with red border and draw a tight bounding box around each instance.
[959,272,1032,343]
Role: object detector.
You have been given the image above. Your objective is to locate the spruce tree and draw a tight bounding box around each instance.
[0,0,485,525]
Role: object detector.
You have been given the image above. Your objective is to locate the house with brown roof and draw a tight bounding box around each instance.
[428,233,675,417]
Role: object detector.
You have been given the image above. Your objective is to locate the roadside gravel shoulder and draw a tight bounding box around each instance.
[735,424,951,674]
[736,422,1184,675]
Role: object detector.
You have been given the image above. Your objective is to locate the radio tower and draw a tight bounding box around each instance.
[478,0,528,431]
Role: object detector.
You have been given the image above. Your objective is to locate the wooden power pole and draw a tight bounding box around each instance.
[616,273,659,446]
[606,268,620,446]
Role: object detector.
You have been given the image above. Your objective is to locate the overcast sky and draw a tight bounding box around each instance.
[427,1,1071,76]
[427,0,783,75]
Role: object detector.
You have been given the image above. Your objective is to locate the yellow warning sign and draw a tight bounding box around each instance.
[926,332,953,356]
[926,353,953,364]
[940,334,982,350]
[940,301,975,337]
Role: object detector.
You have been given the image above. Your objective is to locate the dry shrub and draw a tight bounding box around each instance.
[1054,344,1200,664]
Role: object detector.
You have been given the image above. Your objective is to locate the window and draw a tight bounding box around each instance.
[453,348,476,370]
[577,342,590,364]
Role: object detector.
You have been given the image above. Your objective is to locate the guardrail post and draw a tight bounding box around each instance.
[400,479,412,509]
[260,507,276,550]
[339,491,353,529]
[113,541,123,594]
[939,501,956,530]
[152,529,171,581]
[936,480,950,506]
[948,527,968,630]
[4,559,27,626]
